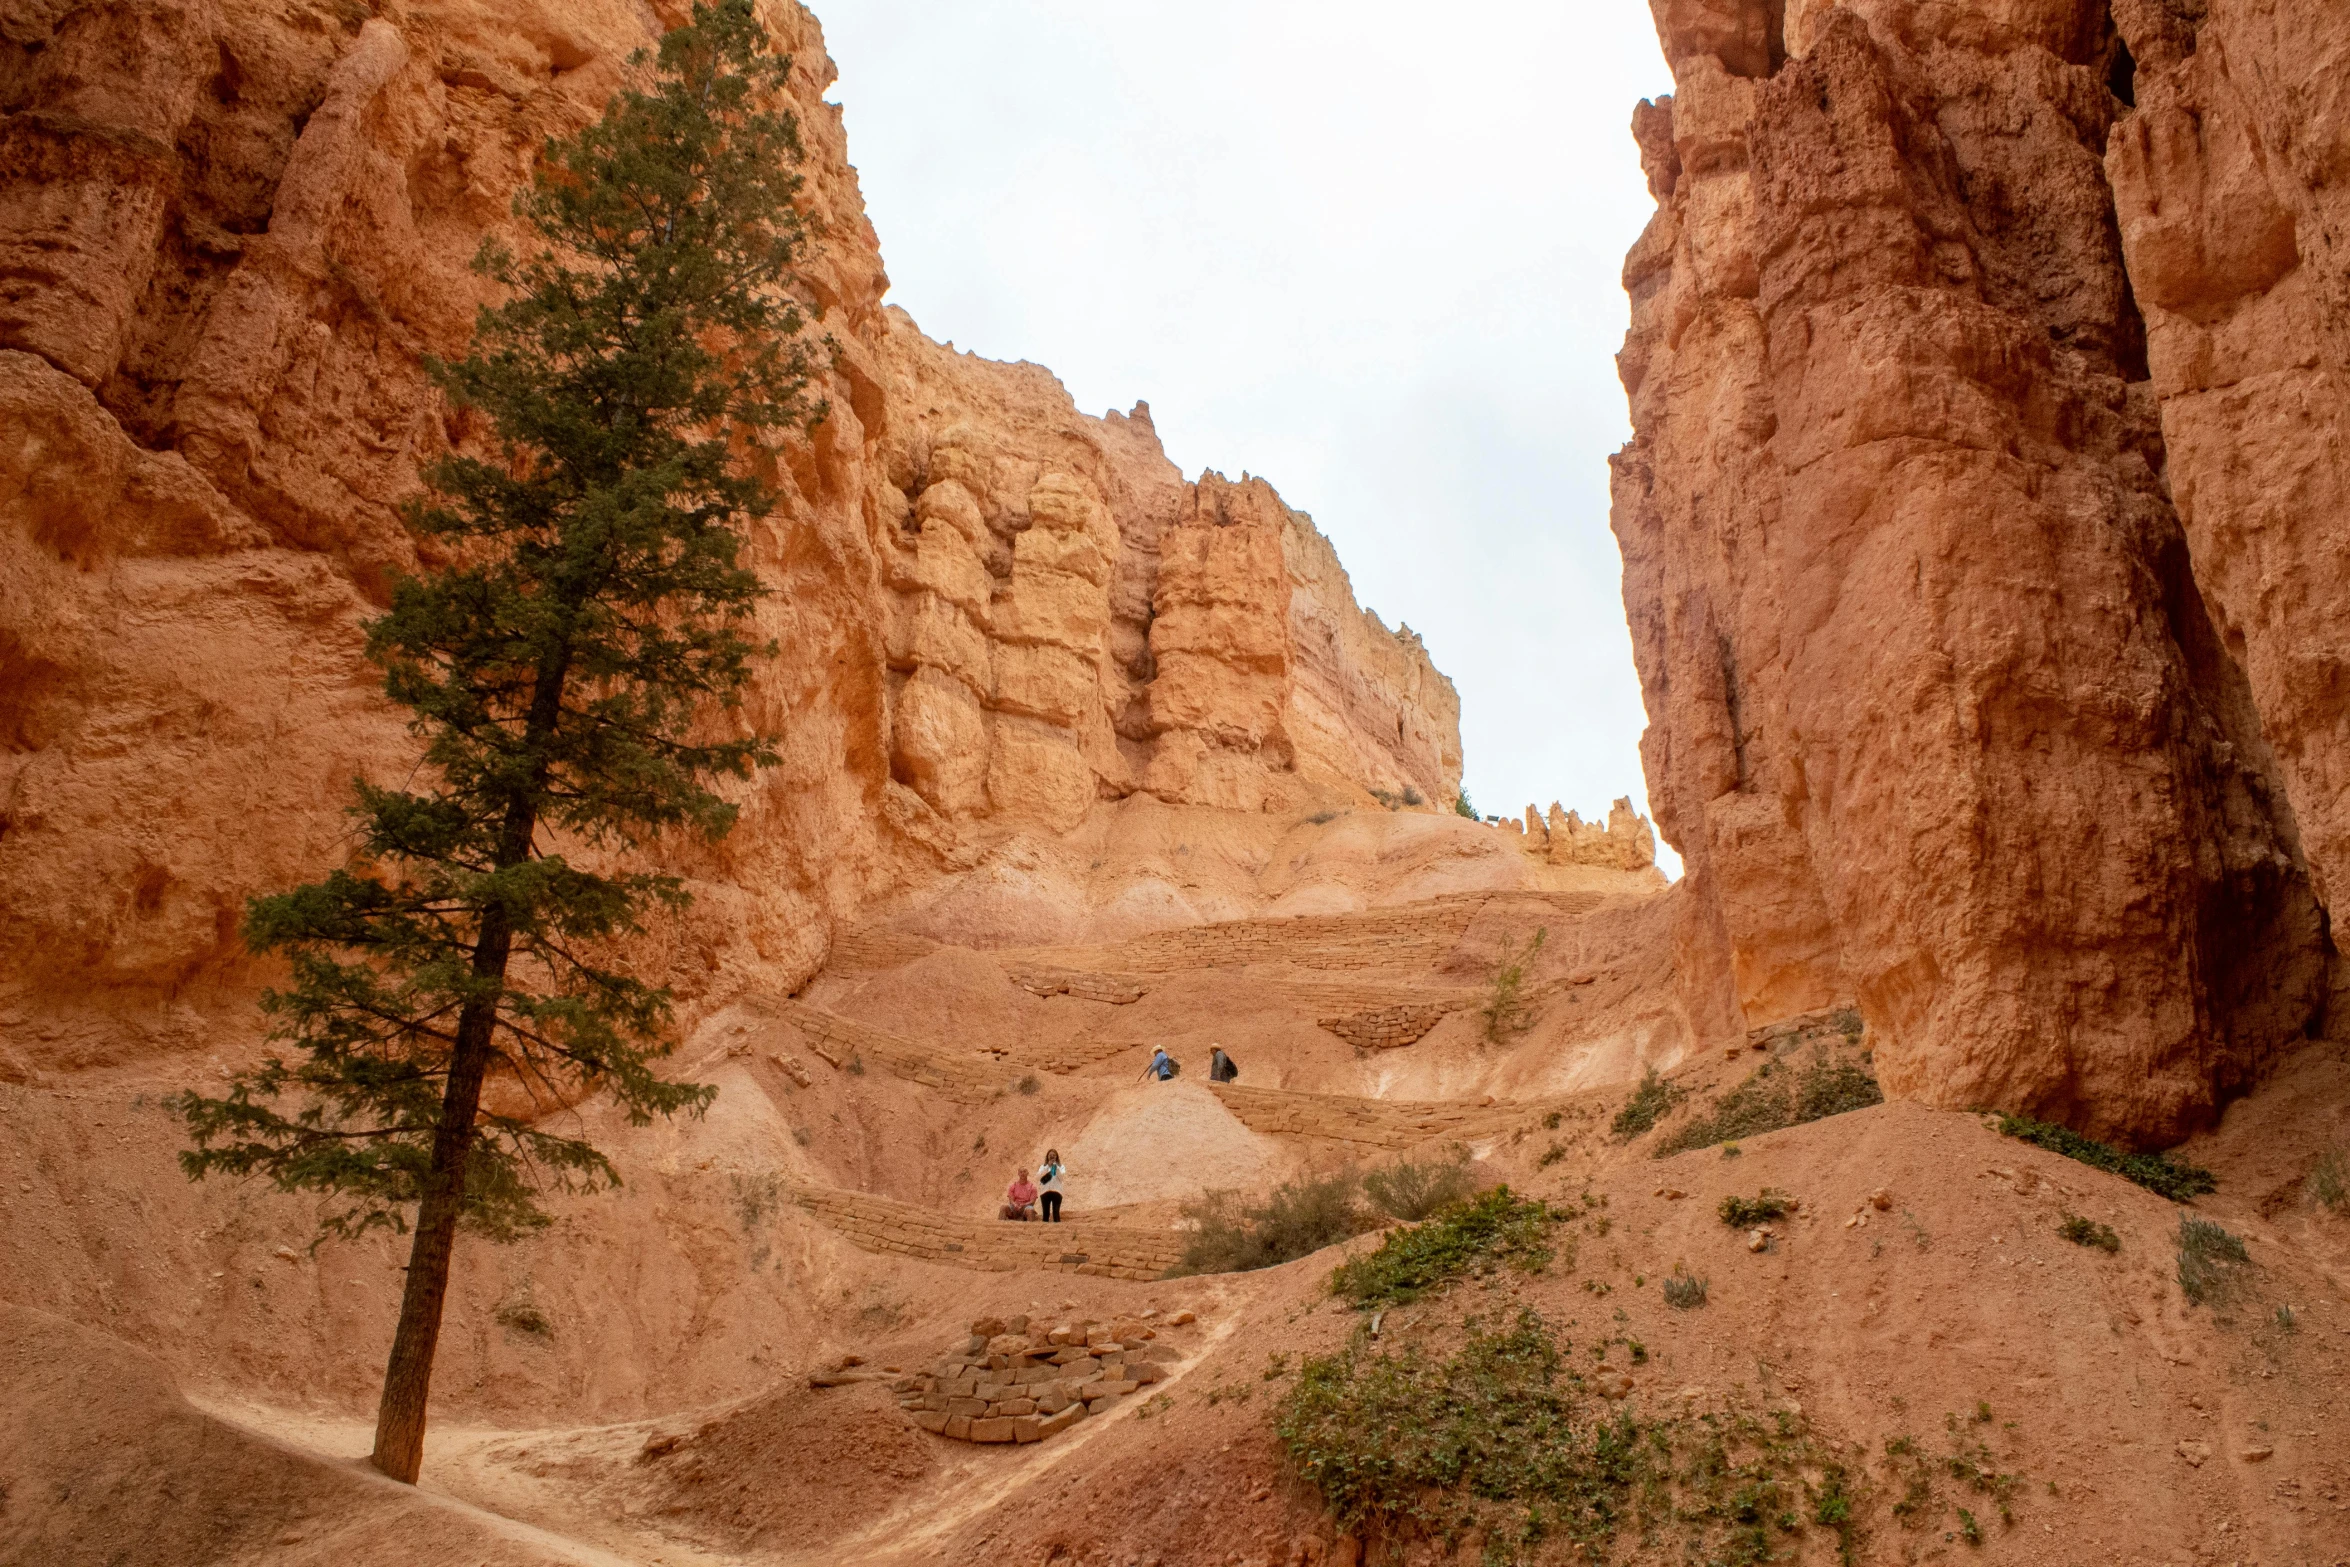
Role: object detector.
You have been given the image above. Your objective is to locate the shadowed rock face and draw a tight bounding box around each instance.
[0,0,1462,1074]
[1616,0,2340,1143]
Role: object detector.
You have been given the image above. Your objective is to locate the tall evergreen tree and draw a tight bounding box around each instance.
[170,0,824,1484]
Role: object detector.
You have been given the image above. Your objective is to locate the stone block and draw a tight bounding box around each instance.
[1132,1362,1163,1385]
[1011,1416,1044,1443]
[970,1417,1016,1443]
[945,1416,972,1440]
[1039,1406,1083,1436]
[1036,1391,1069,1414]
[1086,1396,1119,1415]
[914,1411,949,1433]
[948,1396,987,1418]
[998,1398,1036,1416]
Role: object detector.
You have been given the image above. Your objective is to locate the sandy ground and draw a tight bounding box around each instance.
[6,860,2350,1565]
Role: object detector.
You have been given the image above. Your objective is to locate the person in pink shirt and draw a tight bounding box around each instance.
[999,1168,1039,1221]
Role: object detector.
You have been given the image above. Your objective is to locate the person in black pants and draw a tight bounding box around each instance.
[1209,1046,1239,1083]
[1037,1149,1068,1222]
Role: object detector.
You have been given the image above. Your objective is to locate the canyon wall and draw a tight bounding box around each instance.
[0,0,1460,1078]
[1617,0,2346,1143]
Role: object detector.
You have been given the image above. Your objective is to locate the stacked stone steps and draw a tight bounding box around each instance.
[781,1002,1036,1104]
[895,1311,1185,1444]
[1208,1083,1557,1151]
[792,1184,1187,1280]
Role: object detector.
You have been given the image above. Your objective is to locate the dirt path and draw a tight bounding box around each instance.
[187,1300,1249,1567]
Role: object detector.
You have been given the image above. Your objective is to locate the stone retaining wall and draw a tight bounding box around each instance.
[893,1312,1186,1443]
[792,1185,1187,1280]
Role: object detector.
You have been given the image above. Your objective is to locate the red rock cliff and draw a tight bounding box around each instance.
[1616,0,2346,1143]
[0,0,1461,1076]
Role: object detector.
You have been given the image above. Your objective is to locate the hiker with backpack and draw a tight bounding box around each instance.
[1209,1045,1239,1083]
[1140,1048,1179,1083]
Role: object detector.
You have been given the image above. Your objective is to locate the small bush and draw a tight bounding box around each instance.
[2176,1215,2249,1306]
[1401,785,1424,806]
[1795,1057,1884,1121]
[1305,808,1341,826]
[495,1299,553,1339]
[1363,1146,1477,1221]
[1610,1069,1684,1139]
[1538,1142,1567,1168]
[1276,1308,1838,1561]
[1454,790,1478,820]
[1015,1074,1040,1095]
[2057,1214,2119,1253]
[1172,1171,1379,1277]
[1479,928,1547,1044]
[1662,1272,1709,1310]
[1995,1113,2215,1202]
[1656,1050,1883,1157]
[845,1053,866,1076]
[1718,1189,1796,1228]
[1330,1187,1559,1308]
[2307,1146,2349,1212]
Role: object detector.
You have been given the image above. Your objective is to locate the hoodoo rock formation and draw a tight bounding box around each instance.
[1615,0,2349,1143]
[0,0,1460,1078]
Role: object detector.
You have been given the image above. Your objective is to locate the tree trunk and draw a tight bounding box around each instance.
[370,664,562,1483]
[369,906,511,1483]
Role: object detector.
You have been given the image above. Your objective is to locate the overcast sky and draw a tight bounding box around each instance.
[813,2,1679,866]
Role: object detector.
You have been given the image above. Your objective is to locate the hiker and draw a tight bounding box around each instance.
[1036,1148,1068,1223]
[1139,1047,1179,1083]
[999,1167,1038,1221]
[1209,1045,1239,1083]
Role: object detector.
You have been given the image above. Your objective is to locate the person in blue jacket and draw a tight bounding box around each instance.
[1140,1047,1178,1082]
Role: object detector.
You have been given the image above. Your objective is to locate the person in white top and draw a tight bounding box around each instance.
[1036,1148,1069,1222]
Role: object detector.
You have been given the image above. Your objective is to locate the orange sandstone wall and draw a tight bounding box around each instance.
[0,0,1460,1077]
[1615,0,2337,1143]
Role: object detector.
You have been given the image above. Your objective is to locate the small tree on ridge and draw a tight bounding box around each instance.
[170,0,824,1484]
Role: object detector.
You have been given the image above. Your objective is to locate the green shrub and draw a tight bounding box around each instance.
[2176,1215,2249,1306]
[1171,1171,1378,1276]
[1994,1114,2215,1202]
[1329,1187,1558,1308]
[2057,1214,2119,1253]
[1276,1309,1844,1562]
[1795,1058,1884,1121]
[1363,1146,1477,1221]
[1610,1068,1684,1139]
[1662,1272,1709,1310]
[1479,928,1547,1044]
[1655,1048,1884,1158]
[1718,1189,1796,1227]
[1454,790,1478,820]
[2307,1146,2349,1212]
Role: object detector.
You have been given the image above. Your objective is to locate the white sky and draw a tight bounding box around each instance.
[812,2,1679,868]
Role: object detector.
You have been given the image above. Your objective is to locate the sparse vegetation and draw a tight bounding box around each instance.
[494,1297,553,1339]
[1662,1271,1710,1310]
[1655,1049,1882,1157]
[2307,1145,2349,1212]
[1277,1309,1852,1563]
[2057,1214,2119,1253]
[1363,1146,1477,1221]
[1718,1189,1797,1228]
[1610,1068,1684,1139]
[1538,1142,1568,1168]
[1479,927,1547,1044]
[1305,809,1341,826]
[1454,790,1477,820]
[2176,1215,2250,1306]
[1330,1187,1560,1308]
[1014,1074,1039,1096]
[1401,785,1424,807]
[1170,1170,1379,1277]
[1994,1113,2215,1203]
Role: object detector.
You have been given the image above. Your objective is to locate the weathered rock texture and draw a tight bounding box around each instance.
[1616,0,2344,1142]
[0,0,1459,1074]
[1487,796,1662,874]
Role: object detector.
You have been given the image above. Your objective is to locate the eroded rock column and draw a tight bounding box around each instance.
[1615,0,2329,1141]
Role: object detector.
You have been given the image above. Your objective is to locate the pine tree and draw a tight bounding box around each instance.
[169,0,824,1484]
